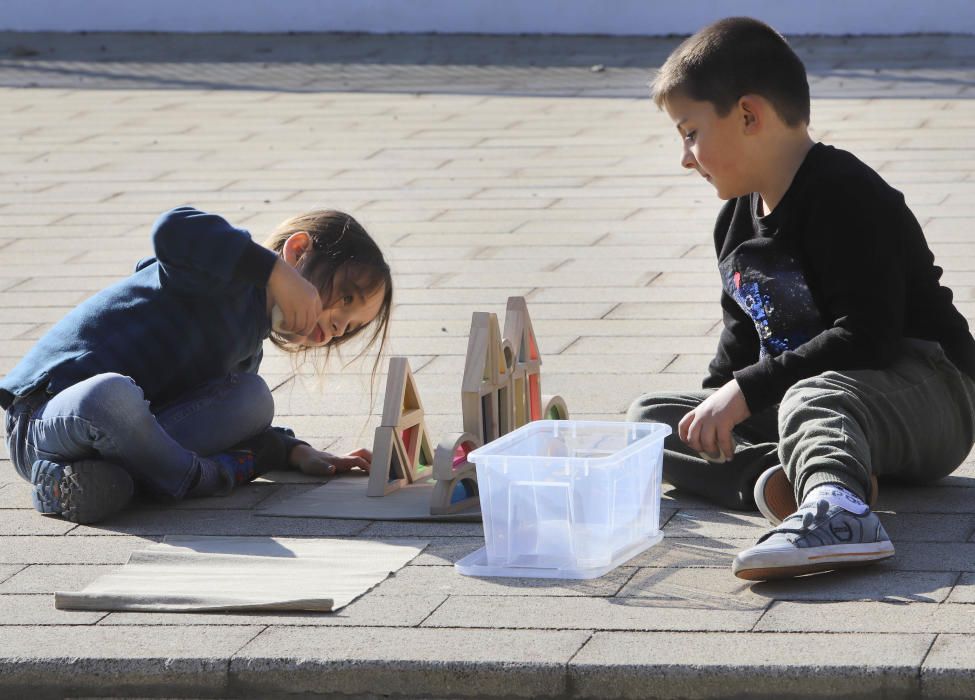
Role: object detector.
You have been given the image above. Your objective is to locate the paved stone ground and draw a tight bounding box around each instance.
[0,31,974,699]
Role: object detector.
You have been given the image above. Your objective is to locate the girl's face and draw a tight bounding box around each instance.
[293,264,387,348]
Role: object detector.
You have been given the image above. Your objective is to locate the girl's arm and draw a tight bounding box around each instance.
[152,207,279,296]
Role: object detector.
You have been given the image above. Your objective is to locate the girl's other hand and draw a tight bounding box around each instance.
[268,258,322,337]
[291,444,372,476]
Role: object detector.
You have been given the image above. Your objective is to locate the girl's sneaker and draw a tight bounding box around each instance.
[31,459,134,524]
[732,499,894,580]
[753,465,879,525]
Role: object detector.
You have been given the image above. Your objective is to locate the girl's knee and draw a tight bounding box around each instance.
[74,373,147,420]
[231,373,274,428]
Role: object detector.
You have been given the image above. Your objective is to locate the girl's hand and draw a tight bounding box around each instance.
[267,258,322,337]
[290,444,372,476]
[678,380,751,462]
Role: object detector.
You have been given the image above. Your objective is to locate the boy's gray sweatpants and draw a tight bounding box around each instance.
[626,339,975,508]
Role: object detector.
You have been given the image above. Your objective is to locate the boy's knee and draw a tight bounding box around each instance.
[626,393,668,423]
[779,373,863,432]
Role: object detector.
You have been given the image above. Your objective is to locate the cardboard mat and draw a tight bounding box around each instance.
[55,535,428,612]
[257,477,481,522]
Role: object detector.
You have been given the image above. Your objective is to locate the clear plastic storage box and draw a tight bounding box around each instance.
[455,420,671,579]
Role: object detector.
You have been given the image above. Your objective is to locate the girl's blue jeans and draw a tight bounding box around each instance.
[4,372,274,500]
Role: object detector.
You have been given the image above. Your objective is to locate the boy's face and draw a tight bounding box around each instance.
[663,94,754,200]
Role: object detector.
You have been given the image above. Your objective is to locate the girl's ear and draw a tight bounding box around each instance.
[282,231,313,267]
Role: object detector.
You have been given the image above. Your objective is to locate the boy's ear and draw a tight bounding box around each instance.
[738,95,763,134]
[282,231,312,266]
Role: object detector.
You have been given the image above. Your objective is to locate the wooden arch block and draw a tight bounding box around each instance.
[541,394,569,421]
[430,431,481,515]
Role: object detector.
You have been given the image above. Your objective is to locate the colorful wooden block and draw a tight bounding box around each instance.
[430,431,481,515]
[367,356,435,498]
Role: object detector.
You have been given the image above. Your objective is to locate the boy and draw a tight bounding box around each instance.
[627,17,975,580]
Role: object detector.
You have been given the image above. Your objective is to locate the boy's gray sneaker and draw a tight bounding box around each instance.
[753,465,879,526]
[733,499,894,580]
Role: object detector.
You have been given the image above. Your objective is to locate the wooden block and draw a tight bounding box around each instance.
[367,425,410,497]
[401,419,435,482]
[462,312,502,393]
[432,431,481,481]
[369,356,435,497]
[430,474,480,516]
[498,339,515,436]
[503,296,542,368]
[541,394,569,420]
[461,312,505,444]
[527,369,542,422]
[381,356,425,427]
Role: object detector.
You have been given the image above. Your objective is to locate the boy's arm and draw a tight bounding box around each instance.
[733,196,907,413]
[151,206,279,295]
[704,290,762,390]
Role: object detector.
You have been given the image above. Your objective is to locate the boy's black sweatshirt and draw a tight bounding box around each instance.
[706,142,975,413]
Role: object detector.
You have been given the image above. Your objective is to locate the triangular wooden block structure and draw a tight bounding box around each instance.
[367,357,435,497]
[461,312,508,445]
[502,296,543,426]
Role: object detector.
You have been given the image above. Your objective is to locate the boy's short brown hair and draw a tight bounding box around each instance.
[651,17,810,127]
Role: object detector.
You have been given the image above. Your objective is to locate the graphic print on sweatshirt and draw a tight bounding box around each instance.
[719,240,826,357]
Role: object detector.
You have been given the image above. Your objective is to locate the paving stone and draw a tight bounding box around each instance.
[101,593,447,627]
[625,536,744,569]
[746,566,956,603]
[0,482,29,508]
[880,485,975,514]
[757,600,975,634]
[946,573,975,603]
[0,535,160,564]
[231,627,588,698]
[888,542,975,572]
[359,521,485,538]
[663,509,769,539]
[423,594,763,631]
[0,564,119,593]
[0,625,262,697]
[922,634,975,700]
[371,563,634,597]
[618,567,769,610]
[66,508,367,537]
[0,510,77,536]
[408,537,486,565]
[878,512,975,543]
[570,631,932,699]
[0,594,105,625]
[0,564,25,584]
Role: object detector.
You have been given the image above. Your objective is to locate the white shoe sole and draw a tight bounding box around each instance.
[733,540,895,580]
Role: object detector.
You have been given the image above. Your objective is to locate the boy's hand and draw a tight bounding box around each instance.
[678,380,751,462]
[289,444,372,476]
[268,258,322,337]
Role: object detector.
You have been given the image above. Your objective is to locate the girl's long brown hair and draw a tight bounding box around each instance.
[264,210,393,385]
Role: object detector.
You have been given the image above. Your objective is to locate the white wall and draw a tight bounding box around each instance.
[1,0,973,35]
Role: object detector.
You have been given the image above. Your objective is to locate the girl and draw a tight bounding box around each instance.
[1,206,392,524]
